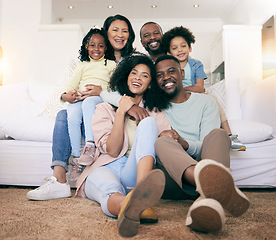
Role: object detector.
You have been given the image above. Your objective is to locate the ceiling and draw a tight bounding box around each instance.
[52,0,276,25]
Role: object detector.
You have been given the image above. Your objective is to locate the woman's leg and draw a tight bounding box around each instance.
[82,96,103,142]
[120,117,159,190]
[67,101,83,157]
[85,165,126,217]
[51,109,71,182]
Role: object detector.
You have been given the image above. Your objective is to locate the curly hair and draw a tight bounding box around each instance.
[161,26,195,54]
[79,28,111,62]
[103,14,135,61]
[109,53,170,111]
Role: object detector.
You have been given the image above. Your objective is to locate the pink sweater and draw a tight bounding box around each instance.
[76,102,171,197]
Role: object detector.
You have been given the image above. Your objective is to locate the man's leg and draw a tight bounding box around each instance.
[198,128,230,167]
[186,129,249,232]
[155,136,199,200]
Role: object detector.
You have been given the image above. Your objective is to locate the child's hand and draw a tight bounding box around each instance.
[117,95,135,115]
[61,90,80,103]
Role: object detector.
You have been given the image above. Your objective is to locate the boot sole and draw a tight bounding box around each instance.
[117,169,165,237]
[186,198,225,232]
[194,159,250,217]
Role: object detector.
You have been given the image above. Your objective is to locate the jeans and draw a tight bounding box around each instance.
[84,117,158,217]
[51,109,71,172]
[67,96,103,157]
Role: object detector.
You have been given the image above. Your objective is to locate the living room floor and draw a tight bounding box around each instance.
[0,186,275,240]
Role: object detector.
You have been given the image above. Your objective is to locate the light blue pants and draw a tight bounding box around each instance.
[84,117,159,217]
[67,96,103,157]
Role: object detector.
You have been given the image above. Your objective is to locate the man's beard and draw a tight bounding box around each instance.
[145,40,163,56]
[160,87,178,100]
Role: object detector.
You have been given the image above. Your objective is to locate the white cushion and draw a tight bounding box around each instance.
[206,79,226,112]
[224,78,242,120]
[241,75,276,135]
[229,119,274,144]
[43,58,79,119]
[0,128,5,139]
[0,81,54,142]
[28,78,56,107]
[0,115,55,142]
[0,82,44,124]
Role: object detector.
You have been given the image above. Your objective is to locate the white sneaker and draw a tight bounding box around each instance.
[186,197,225,233]
[229,134,246,151]
[27,176,71,201]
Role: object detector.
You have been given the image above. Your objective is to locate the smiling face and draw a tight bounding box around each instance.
[107,20,129,51]
[86,34,106,60]
[140,23,163,56]
[168,36,191,64]
[127,64,151,98]
[156,59,184,100]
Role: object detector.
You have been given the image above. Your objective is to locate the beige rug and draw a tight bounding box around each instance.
[0,187,275,240]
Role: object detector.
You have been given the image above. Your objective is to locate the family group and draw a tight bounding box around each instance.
[27,14,249,237]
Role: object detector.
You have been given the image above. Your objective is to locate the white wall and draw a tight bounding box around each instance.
[0,0,275,87]
[0,0,83,85]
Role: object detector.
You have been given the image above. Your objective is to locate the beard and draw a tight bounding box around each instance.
[144,40,163,56]
[160,87,178,100]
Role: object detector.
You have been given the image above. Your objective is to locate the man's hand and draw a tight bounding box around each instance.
[127,105,149,125]
[61,90,80,103]
[78,84,103,100]
[159,129,179,141]
[159,129,189,150]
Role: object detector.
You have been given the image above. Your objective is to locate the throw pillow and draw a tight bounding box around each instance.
[43,58,79,119]
[228,119,274,144]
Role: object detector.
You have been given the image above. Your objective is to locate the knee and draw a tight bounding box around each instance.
[82,96,100,107]
[208,128,230,144]
[210,128,228,138]
[56,109,67,123]
[138,117,157,131]
[155,136,168,154]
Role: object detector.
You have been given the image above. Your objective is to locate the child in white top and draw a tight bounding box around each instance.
[61,27,117,168]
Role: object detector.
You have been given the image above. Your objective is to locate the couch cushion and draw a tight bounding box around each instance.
[206,78,242,120]
[43,58,79,119]
[241,75,276,135]
[229,119,274,144]
[1,115,55,142]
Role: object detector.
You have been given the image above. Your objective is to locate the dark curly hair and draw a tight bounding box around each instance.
[79,28,111,62]
[109,53,170,111]
[161,26,195,54]
[103,14,135,61]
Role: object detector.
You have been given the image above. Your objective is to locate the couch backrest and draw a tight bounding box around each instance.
[240,75,276,134]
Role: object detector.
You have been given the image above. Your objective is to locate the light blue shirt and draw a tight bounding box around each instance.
[164,93,220,158]
[186,58,207,86]
[182,63,192,88]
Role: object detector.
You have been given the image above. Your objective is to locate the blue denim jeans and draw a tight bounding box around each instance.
[67,96,103,157]
[84,117,158,217]
[51,109,71,172]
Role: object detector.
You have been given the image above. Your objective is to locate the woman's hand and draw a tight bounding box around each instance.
[61,90,80,103]
[117,95,135,116]
[78,84,103,100]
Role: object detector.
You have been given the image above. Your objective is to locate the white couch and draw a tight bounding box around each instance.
[0,64,275,188]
